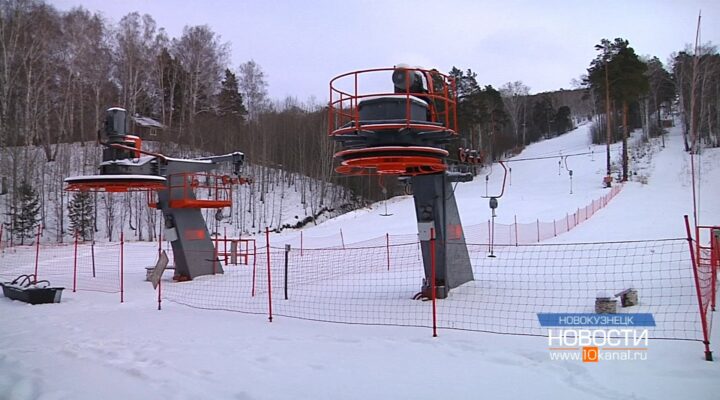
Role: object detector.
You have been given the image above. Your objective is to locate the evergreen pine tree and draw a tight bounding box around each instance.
[218,69,247,118]
[555,106,573,134]
[68,191,94,241]
[5,181,41,245]
[587,38,649,181]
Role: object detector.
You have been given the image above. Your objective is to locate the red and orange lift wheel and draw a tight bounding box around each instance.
[327,67,458,177]
[64,175,167,193]
[334,146,448,176]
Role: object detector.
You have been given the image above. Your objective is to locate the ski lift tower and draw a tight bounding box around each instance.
[65,107,245,280]
[329,67,474,298]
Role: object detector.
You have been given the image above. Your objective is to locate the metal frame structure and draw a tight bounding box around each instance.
[328,66,473,298]
[328,67,459,177]
[65,107,245,280]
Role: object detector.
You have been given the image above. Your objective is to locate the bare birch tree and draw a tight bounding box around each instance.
[500,81,530,146]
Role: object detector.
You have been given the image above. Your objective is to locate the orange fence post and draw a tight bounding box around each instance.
[251,240,257,297]
[266,227,273,322]
[120,231,124,303]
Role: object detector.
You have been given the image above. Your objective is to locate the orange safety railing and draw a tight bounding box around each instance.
[214,237,257,266]
[328,67,458,137]
[123,135,143,158]
[149,173,237,209]
[696,225,720,312]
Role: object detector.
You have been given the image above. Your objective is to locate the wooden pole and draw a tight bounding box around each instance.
[73,232,78,292]
[33,225,41,283]
[430,228,437,338]
[266,227,273,322]
[386,233,390,271]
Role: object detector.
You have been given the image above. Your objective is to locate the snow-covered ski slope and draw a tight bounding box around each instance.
[273,121,715,248]
[1,123,719,399]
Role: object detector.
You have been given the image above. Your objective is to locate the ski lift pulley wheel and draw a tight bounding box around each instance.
[64,175,167,193]
[334,146,449,176]
[489,197,498,209]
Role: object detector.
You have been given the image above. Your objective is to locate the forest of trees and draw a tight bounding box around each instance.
[583,36,719,181]
[1,0,717,243]
[0,0,350,243]
[448,68,581,164]
[672,46,720,150]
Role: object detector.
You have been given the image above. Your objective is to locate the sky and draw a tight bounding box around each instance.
[50,0,720,102]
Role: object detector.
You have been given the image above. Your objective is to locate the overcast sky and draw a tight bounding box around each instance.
[50,0,719,101]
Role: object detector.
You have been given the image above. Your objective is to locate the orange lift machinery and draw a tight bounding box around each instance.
[65,107,245,280]
[329,66,474,298]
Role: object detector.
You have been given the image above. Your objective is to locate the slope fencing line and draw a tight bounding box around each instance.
[274,185,623,250]
[0,236,129,303]
[4,222,708,358]
[162,234,712,358]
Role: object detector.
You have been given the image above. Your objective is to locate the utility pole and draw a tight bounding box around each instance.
[604,54,612,180]
[689,10,702,229]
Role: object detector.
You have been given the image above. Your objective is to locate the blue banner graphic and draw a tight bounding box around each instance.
[537,313,656,327]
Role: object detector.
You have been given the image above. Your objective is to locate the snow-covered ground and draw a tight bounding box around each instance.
[1,124,719,399]
[270,121,704,247]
